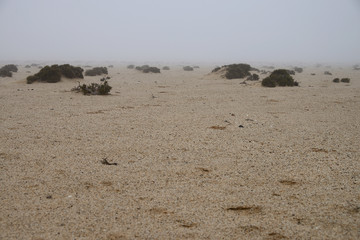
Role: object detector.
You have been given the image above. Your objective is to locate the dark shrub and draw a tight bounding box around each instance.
[135,65,149,71]
[162,66,170,70]
[193,66,200,68]
[212,67,221,73]
[108,65,114,68]
[127,64,135,69]
[72,81,112,95]
[26,64,84,84]
[143,67,160,73]
[135,65,160,73]
[353,64,360,70]
[294,67,303,73]
[34,65,61,83]
[27,75,39,84]
[183,66,194,71]
[247,73,259,81]
[333,78,340,83]
[324,71,332,75]
[0,64,18,77]
[31,63,38,67]
[340,78,350,83]
[1,64,18,73]
[210,63,252,79]
[0,69,12,77]
[25,65,31,68]
[58,64,84,79]
[287,70,295,75]
[261,69,298,87]
[261,77,276,87]
[85,67,108,76]
[224,64,251,79]
[311,73,316,75]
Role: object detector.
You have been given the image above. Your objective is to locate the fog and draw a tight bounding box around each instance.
[0,0,359,64]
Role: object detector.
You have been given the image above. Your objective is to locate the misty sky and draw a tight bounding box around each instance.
[0,0,359,63]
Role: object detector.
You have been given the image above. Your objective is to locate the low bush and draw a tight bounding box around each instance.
[1,64,18,73]
[58,64,84,79]
[261,77,276,87]
[353,64,360,70]
[324,71,332,75]
[340,78,350,83]
[0,64,18,77]
[247,73,259,81]
[333,78,340,83]
[162,66,170,70]
[287,70,295,75]
[183,66,194,71]
[210,63,253,79]
[72,81,112,95]
[135,65,149,71]
[143,67,160,73]
[224,64,251,79]
[261,69,298,87]
[212,67,221,73]
[135,65,160,73]
[25,65,31,68]
[26,64,84,84]
[108,65,114,68]
[127,64,135,69]
[85,67,108,76]
[0,69,12,77]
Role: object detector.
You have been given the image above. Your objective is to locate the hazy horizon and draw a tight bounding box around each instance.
[1,0,359,64]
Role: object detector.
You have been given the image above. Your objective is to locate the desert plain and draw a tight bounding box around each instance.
[0,63,359,239]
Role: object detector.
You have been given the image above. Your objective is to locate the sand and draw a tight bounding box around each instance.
[0,64,359,239]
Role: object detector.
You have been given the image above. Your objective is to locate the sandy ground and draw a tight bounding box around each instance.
[0,64,359,239]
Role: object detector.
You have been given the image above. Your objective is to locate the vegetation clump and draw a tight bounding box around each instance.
[162,66,170,70]
[135,65,149,71]
[261,69,299,87]
[287,70,295,75]
[1,64,18,73]
[212,66,221,73]
[127,64,135,69]
[72,81,112,95]
[0,64,18,77]
[183,66,194,71]
[26,64,84,84]
[247,73,259,81]
[224,64,251,79]
[353,64,360,70]
[324,71,332,75]
[135,65,160,73]
[333,78,340,83]
[85,67,108,76]
[340,78,350,83]
[143,67,160,73]
[210,63,258,79]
